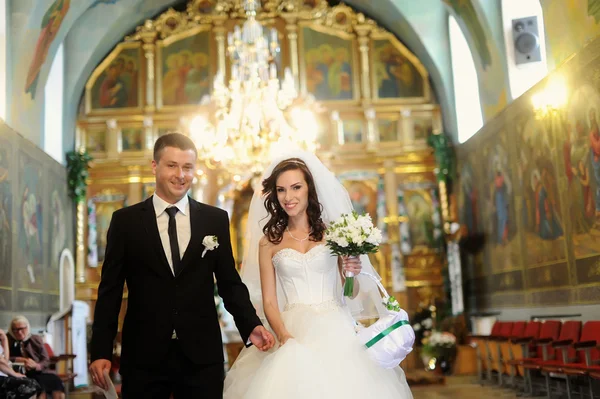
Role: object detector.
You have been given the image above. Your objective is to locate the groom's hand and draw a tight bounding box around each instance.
[89,359,112,390]
[249,326,275,351]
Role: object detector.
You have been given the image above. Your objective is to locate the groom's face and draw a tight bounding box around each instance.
[276,169,309,217]
[152,146,196,204]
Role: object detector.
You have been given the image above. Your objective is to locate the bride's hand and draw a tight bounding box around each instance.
[278,333,294,346]
[341,255,362,275]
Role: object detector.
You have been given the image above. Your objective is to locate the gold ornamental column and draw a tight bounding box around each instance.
[128,165,143,205]
[75,192,87,283]
[140,23,158,112]
[355,24,372,103]
[383,159,408,308]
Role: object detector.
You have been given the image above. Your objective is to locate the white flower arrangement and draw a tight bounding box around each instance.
[325,211,383,296]
[325,211,383,256]
[202,235,219,258]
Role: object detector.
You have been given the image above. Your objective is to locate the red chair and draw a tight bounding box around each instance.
[500,321,540,387]
[485,322,513,383]
[494,321,527,385]
[511,320,561,395]
[469,320,503,383]
[558,321,600,399]
[529,321,582,397]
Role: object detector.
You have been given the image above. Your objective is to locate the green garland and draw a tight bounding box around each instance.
[66,149,93,203]
[427,133,456,183]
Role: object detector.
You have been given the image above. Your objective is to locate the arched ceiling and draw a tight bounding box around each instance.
[6,0,508,152]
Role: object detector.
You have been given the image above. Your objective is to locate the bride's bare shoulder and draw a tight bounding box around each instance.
[259,235,275,252]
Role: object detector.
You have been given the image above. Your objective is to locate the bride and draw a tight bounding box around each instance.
[223,150,413,398]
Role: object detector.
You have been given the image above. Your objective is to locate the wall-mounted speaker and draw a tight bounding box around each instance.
[512,16,541,65]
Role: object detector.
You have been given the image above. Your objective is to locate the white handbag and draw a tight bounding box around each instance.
[352,273,415,369]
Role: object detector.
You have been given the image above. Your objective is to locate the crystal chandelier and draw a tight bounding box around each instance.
[190,0,319,177]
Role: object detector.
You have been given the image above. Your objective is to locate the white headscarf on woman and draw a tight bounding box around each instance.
[240,148,388,322]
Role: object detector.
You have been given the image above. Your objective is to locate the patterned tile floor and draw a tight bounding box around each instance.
[411,376,522,399]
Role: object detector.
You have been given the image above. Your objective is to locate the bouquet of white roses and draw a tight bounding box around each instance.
[324,211,383,296]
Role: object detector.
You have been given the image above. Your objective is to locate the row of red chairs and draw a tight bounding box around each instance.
[469,319,600,398]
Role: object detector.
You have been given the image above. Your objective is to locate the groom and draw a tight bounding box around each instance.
[89,133,274,398]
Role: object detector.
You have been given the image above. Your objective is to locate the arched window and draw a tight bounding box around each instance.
[449,15,483,144]
[44,43,64,163]
[501,0,547,99]
[0,1,7,120]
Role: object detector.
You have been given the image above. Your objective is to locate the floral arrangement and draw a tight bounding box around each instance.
[325,211,383,296]
[421,331,457,358]
[411,307,434,347]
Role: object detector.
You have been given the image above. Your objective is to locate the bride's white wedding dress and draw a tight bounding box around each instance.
[223,244,413,399]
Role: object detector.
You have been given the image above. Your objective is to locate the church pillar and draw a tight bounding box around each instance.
[355,25,372,104]
[383,159,408,308]
[140,27,158,112]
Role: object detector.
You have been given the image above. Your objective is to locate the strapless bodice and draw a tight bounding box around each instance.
[271,244,339,307]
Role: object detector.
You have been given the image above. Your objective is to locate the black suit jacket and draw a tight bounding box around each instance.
[90,196,261,374]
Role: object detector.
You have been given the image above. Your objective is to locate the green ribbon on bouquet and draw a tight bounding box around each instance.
[365,320,410,348]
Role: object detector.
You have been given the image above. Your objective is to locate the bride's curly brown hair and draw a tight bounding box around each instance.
[261,158,325,244]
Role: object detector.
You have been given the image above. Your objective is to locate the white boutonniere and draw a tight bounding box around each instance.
[202,235,219,258]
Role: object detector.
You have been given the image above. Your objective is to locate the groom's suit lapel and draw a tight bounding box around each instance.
[177,198,209,278]
[140,196,173,278]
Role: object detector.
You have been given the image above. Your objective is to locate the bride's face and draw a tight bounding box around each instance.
[276,169,309,217]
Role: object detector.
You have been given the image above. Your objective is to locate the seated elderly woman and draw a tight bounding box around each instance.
[7,316,65,399]
[0,328,44,399]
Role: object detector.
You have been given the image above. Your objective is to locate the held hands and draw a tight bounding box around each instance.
[249,326,275,352]
[278,332,294,346]
[89,359,112,391]
[341,255,362,276]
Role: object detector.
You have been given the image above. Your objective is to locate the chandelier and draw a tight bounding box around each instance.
[189,0,319,177]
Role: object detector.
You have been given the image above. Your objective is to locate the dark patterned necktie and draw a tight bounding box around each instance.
[165,207,182,275]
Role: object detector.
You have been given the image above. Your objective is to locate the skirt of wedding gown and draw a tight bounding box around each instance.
[223,301,414,399]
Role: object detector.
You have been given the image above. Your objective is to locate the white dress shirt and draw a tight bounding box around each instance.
[153,194,191,276]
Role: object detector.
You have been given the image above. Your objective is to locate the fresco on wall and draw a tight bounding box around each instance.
[342,120,363,144]
[91,48,141,109]
[160,31,211,106]
[459,161,480,236]
[378,119,398,142]
[47,170,69,292]
[514,115,567,266]
[342,180,377,225]
[0,143,12,288]
[18,151,44,290]
[413,115,433,141]
[86,129,106,153]
[542,0,600,67]
[25,0,71,98]
[478,136,520,271]
[373,39,424,99]
[564,84,600,259]
[302,27,354,101]
[121,128,144,151]
[404,190,434,249]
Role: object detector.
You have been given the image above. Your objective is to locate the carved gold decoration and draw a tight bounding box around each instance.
[75,201,87,283]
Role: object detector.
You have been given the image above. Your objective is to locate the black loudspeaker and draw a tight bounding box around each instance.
[512,16,541,65]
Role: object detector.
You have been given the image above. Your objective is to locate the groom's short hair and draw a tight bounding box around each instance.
[153,132,197,162]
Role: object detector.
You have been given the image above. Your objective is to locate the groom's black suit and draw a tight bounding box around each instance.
[90,196,261,398]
